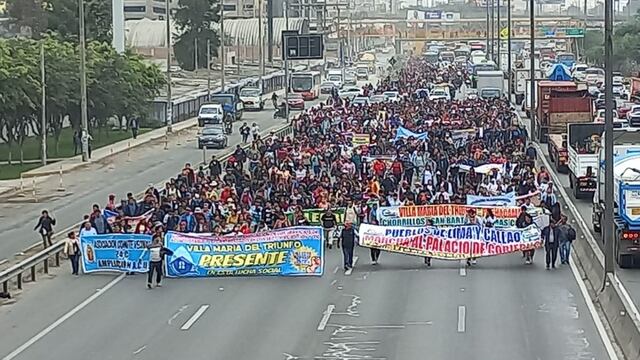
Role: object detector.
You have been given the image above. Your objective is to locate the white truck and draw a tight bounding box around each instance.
[476,70,504,99]
[567,123,604,199]
[512,68,542,105]
[592,129,640,267]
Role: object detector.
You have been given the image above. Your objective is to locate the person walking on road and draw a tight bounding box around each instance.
[251,122,260,141]
[79,221,97,238]
[34,210,56,248]
[321,208,337,249]
[557,215,576,265]
[542,220,560,269]
[146,233,173,289]
[129,117,140,139]
[516,206,535,264]
[64,231,81,276]
[340,222,356,271]
[240,122,250,143]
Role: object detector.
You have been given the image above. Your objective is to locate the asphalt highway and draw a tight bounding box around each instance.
[0,248,612,359]
[0,69,618,360]
[0,109,289,262]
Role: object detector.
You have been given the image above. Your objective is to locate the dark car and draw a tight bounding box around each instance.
[198,126,228,149]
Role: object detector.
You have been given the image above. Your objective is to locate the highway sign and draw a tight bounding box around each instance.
[282,30,324,60]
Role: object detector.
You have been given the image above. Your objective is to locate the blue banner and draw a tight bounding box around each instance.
[394,126,429,142]
[466,192,517,206]
[164,227,325,277]
[81,234,152,273]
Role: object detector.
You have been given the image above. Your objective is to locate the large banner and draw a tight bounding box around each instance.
[359,223,542,260]
[286,208,345,226]
[467,192,517,206]
[164,227,325,277]
[80,234,152,273]
[377,204,520,227]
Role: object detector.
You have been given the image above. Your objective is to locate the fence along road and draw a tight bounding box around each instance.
[0,78,618,359]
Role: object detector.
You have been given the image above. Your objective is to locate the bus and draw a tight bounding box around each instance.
[469,59,497,76]
[290,71,322,100]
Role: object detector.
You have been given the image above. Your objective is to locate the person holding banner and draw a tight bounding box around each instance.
[146,234,173,289]
[465,209,481,267]
[321,208,338,249]
[63,231,81,276]
[517,208,536,265]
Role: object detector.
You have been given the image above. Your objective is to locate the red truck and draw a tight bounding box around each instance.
[536,81,592,143]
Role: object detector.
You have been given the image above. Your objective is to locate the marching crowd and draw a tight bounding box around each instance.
[34,54,576,284]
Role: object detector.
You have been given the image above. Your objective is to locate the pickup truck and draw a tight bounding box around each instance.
[567,123,603,199]
[547,133,568,173]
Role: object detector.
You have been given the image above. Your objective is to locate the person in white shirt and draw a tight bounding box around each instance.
[251,123,260,141]
[79,221,97,238]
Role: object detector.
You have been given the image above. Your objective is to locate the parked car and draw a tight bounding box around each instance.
[344,73,357,86]
[198,126,228,149]
[339,86,363,99]
[429,87,451,101]
[352,96,370,106]
[382,91,400,102]
[320,81,336,94]
[287,93,305,110]
[369,94,387,104]
[239,87,264,111]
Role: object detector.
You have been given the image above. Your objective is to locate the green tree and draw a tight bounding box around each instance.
[7,0,112,43]
[174,0,220,71]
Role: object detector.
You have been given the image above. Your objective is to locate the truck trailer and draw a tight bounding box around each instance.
[567,123,604,199]
[535,84,592,143]
[592,129,640,267]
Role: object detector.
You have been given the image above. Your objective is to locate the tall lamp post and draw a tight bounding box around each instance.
[485,0,490,59]
[507,0,512,97]
[603,0,615,279]
[79,0,89,162]
[165,0,173,132]
[529,0,535,141]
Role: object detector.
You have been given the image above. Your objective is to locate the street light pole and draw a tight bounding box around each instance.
[207,39,212,100]
[529,0,536,141]
[485,0,490,59]
[258,0,265,87]
[221,4,226,92]
[497,0,501,69]
[603,0,615,277]
[165,0,173,132]
[40,41,47,166]
[490,0,495,61]
[507,0,512,97]
[284,1,290,122]
[79,0,89,162]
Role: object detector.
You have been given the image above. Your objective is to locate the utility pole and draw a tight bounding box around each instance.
[490,0,495,61]
[112,0,125,53]
[221,4,226,92]
[497,0,501,69]
[267,0,273,63]
[507,0,512,97]
[529,0,536,141]
[207,39,212,100]
[284,1,290,122]
[79,0,89,162]
[259,0,265,88]
[337,7,342,68]
[194,36,199,70]
[40,41,47,166]
[485,0,490,59]
[165,0,173,132]
[603,0,615,277]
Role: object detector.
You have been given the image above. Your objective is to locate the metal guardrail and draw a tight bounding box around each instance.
[0,124,294,296]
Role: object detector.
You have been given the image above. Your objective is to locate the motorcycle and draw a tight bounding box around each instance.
[224,120,233,134]
[273,106,287,119]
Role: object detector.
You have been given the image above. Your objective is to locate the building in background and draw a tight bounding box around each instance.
[124,0,174,20]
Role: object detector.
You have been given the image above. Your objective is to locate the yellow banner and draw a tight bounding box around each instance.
[352,133,371,146]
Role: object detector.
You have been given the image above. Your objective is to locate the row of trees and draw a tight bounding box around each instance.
[583,13,640,75]
[0,37,166,164]
[6,0,222,72]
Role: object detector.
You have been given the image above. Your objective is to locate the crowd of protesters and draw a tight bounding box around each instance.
[37,54,577,280]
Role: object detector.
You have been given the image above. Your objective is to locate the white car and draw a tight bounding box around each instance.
[465,89,479,100]
[339,86,363,98]
[613,82,627,98]
[369,94,387,104]
[429,88,451,101]
[382,91,400,102]
[613,72,625,84]
[239,87,264,110]
[327,74,343,89]
[571,64,588,81]
[197,103,224,127]
[352,96,370,106]
[594,109,619,123]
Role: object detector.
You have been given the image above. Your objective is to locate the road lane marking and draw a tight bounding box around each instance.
[569,259,619,360]
[333,266,340,274]
[180,305,210,331]
[2,273,125,360]
[167,305,189,325]
[457,306,466,333]
[317,304,335,331]
[459,260,467,276]
[133,345,146,355]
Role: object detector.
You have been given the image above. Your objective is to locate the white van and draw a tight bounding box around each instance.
[197,103,224,127]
